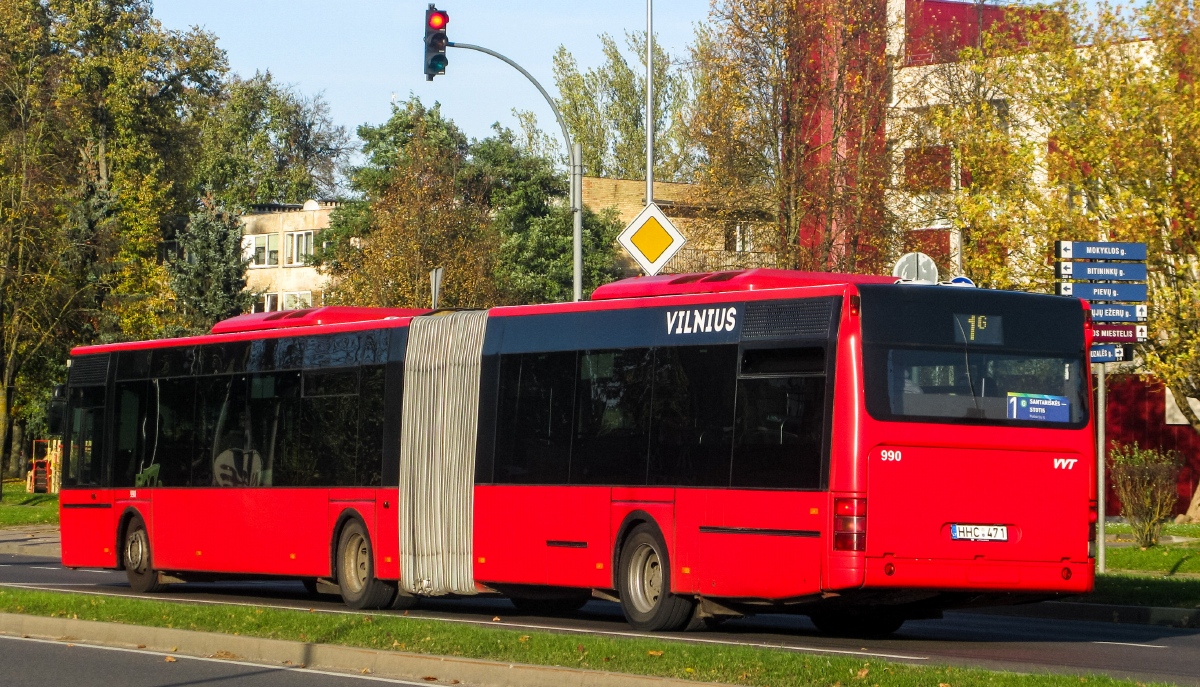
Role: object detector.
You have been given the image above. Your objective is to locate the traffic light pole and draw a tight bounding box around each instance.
[447,42,584,302]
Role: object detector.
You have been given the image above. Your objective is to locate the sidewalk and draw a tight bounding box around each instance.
[0,524,61,558]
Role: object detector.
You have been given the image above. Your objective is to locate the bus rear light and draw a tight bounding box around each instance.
[835,533,865,551]
[834,498,866,551]
[835,498,865,516]
[834,515,865,533]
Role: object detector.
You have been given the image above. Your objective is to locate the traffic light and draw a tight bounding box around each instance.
[424,4,449,80]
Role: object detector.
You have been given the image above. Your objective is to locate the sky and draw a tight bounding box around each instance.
[153,0,711,152]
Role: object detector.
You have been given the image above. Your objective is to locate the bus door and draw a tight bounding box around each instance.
[60,386,116,568]
[693,344,830,599]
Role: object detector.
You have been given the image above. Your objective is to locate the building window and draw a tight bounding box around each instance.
[243,234,280,267]
[283,291,313,310]
[724,223,757,253]
[285,231,314,266]
[253,293,280,313]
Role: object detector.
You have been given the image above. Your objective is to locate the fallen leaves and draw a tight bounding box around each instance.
[647,650,664,657]
[518,635,530,643]
[164,656,176,663]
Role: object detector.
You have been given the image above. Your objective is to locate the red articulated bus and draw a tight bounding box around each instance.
[57,269,1096,636]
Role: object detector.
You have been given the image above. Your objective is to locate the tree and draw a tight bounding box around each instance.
[167,201,253,333]
[554,32,695,181]
[195,71,351,208]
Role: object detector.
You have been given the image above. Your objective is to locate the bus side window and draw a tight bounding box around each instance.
[64,387,106,487]
[296,368,359,486]
[649,345,738,487]
[494,352,576,485]
[572,348,653,486]
[732,346,828,490]
[156,378,197,487]
[357,365,387,486]
[112,381,151,488]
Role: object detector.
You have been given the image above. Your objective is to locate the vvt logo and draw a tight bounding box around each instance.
[1053,458,1079,470]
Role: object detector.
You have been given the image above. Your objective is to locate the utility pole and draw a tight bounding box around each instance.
[645,0,654,207]
[445,41,584,301]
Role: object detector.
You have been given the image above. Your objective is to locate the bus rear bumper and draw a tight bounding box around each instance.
[861,557,1094,594]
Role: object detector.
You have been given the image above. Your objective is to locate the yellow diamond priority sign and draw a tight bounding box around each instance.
[618,203,686,276]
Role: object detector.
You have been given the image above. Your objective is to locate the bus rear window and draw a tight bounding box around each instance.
[866,347,1087,425]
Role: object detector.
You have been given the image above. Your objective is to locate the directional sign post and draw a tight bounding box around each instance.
[1054,240,1148,576]
[617,203,686,276]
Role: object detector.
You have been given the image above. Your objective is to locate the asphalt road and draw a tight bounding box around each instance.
[2,553,1198,685]
[0,632,451,687]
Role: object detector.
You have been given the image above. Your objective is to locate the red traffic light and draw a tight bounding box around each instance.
[428,11,448,30]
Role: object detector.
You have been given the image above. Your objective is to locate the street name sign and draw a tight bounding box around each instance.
[1055,262,1147,281]
[1091,324,1148,343]
[617,203,686,276]
[1055,241,1147,261]
[1089,344,1126,362]
[1090,304,1147,322]
[1056,282,1147,302]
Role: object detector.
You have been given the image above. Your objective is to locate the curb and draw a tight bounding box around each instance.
[0,613,723,687]
[965,601,1200,628]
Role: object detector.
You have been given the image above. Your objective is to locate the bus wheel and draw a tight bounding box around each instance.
[509,592,590,616]
[809,612,905,638]
[123,517,165,594]
[336,520,395,610]
[617,524,694,631]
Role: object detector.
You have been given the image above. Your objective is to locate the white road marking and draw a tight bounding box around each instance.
[0,634,438,685]
[0,582,931,662]
[31,566,61,571]
[1092,641,1168,649]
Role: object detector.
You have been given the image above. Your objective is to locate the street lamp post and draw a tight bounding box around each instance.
[447,42,584,302]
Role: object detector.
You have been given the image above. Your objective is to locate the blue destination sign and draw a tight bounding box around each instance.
[1007,393,1071,422]
[1091,304,1147,322]
[1090,344,1126,362]
[1055,241,1147,261]
[1055,262,1147,281]
[1056,282,1148,302]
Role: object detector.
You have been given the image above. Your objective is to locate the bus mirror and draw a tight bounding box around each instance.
[48,384,67,435]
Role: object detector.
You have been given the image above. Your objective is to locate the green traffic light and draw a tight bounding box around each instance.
[430,54,448,71]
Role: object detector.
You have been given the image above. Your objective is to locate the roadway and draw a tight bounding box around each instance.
[1,553,1197,685]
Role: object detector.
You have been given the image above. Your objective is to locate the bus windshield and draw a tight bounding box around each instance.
[859,285,1088,428]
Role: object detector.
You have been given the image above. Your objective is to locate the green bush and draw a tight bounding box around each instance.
[1109,442,1182,548]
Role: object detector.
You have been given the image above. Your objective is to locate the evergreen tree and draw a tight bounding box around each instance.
[168,202,253,332]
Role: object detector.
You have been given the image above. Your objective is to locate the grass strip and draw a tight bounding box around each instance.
[0,586,1169,687]
[1079,573,1200,608]
[0,479,58,527]
[1104,544,1200,575]
[1104,522,1200,539]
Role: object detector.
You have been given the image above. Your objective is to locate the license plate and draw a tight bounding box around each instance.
[951,524,1008,541]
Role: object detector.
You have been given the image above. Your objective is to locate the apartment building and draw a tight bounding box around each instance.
[240,199,337,312]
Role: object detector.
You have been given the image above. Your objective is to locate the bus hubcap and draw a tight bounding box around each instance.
[126,530,148,573]
[343,533,369,593]
[628,543,663,614]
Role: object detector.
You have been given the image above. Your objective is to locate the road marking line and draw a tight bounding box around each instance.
[77,570,115,574]
[0,583,930,662]
[31,567,60,571]
[1092,641,1168,649]
[0,634,433,685]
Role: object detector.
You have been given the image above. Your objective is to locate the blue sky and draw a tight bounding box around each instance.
[153,0,710,151]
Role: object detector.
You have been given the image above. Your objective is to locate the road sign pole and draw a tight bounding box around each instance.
[573,143,583,302]
[447,41,583,301]
[1097,362,1106,574]
[645,0,654,208]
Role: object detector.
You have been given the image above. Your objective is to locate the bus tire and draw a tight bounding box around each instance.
[617,523,694,631]
[809,612,905,638]
[123,516,165,594]
[336,520,395,610]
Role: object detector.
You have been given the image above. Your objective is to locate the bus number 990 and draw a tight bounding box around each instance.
[880,449,902,462]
